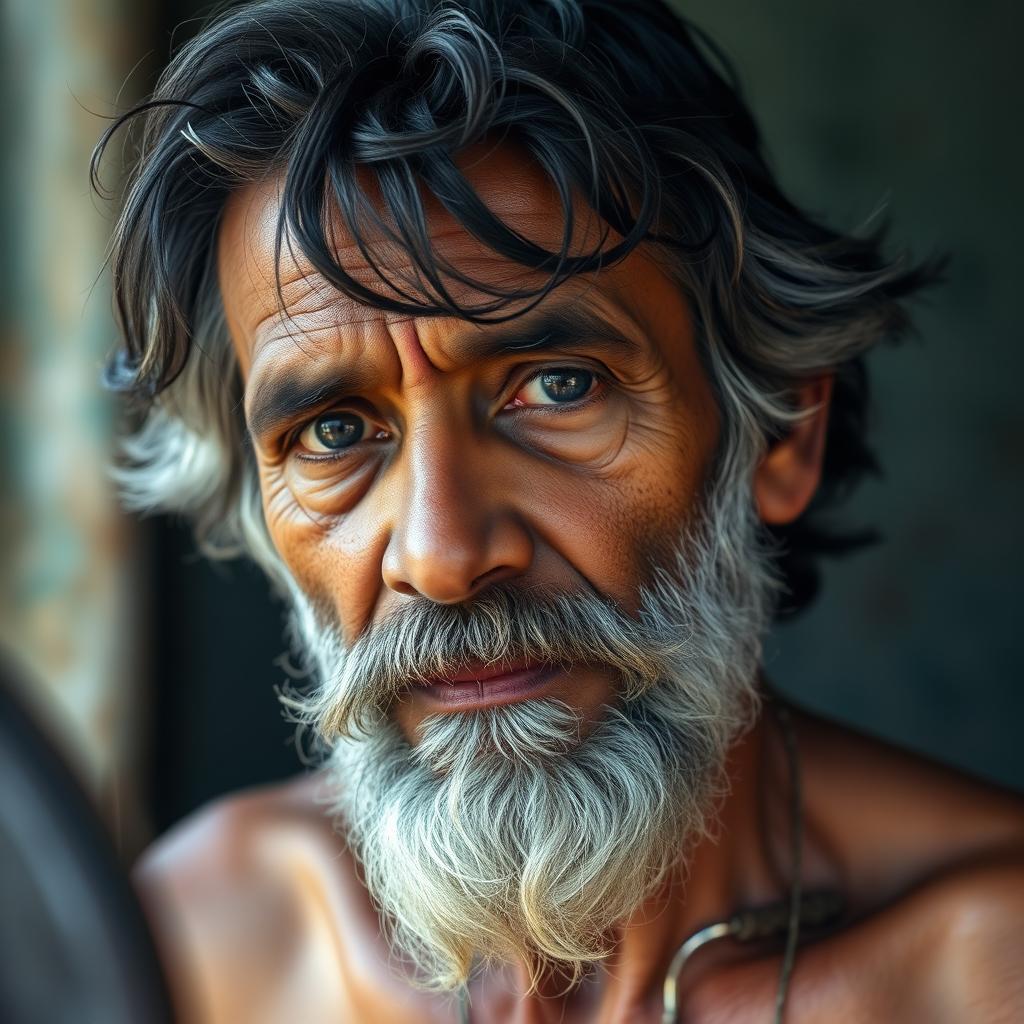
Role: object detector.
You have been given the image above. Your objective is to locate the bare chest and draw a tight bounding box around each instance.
[328,937,925,1024]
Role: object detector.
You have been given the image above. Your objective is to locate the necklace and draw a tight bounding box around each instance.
[661,697,843,1023]
[457,696,844,1023]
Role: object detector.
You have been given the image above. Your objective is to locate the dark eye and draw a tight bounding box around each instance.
[298,411,365,453]
[512,368,596,407]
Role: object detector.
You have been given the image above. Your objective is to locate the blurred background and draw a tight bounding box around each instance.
[1,0,1021,860]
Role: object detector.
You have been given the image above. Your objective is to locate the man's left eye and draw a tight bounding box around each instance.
[509,368,597,407]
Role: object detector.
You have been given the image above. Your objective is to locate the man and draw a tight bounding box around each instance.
[94,0,1024,1019]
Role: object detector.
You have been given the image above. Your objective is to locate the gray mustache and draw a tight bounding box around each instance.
[310,583,688,738]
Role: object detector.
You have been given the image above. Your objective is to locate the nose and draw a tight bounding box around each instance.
[381,424,535,604]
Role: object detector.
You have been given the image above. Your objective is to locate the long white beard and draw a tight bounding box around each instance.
[280,461,778,992]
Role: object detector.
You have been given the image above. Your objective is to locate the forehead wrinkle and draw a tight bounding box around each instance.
[219,138,623,362]
[241,271,670,448]
[234,202,590,333]
[237,246,551,357]
[248,300,391,379]
[223,208,617,380]
[280,245,552,314]
[252,265,656,383]
[245,278,407,372]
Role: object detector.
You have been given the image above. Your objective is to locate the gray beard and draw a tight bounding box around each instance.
[280,458,778,992]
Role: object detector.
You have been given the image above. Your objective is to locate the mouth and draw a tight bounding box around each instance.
[414,658,562,712]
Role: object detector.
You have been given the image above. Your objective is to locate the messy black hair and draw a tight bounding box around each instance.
[91,0,940,615]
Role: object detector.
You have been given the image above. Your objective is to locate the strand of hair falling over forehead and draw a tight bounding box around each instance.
[279,441,779,993]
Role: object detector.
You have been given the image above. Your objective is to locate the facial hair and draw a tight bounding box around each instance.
[279,461,778,992]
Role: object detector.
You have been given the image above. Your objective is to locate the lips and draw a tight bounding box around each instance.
[424,658,540,686]
[415,658,560,711]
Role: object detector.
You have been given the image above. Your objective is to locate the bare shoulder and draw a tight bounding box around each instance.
[925,854,1024,1021]
[696,854,1024,1023]
[134,769,340,922]
[136,770,337,883]
[693,706,1024,1022]
[790,705,1024,1020]
[134,772,351,1024]
[793,700,1024,888]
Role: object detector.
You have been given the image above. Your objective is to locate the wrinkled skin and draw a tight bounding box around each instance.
[136,145,1024,1022]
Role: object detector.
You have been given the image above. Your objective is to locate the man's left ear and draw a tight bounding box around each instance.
[754,375,834,526]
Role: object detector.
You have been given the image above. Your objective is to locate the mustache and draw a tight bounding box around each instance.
[295,582,689,740]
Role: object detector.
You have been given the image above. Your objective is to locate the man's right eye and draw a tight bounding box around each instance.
[297,411,366,453]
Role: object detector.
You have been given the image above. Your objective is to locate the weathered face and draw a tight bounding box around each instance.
[218,143,721,741]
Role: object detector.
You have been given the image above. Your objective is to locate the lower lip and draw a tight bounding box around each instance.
[415,664,561,711]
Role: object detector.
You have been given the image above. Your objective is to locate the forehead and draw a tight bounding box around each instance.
[217,141,687,379]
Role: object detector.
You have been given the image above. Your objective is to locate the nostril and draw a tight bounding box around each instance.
[469,564,520,594]
[389,579,419,598]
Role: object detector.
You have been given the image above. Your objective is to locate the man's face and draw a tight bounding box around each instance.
[215,143,777,989]
[218,143,722,741]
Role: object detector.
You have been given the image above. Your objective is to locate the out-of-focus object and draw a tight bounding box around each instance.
[0,655,173,1024]
[0,0,147,842]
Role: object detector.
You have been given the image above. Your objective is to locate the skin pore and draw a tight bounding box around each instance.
[129,139,1024,1024]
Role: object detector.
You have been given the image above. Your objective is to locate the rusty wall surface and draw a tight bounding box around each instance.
[0,0,156,852]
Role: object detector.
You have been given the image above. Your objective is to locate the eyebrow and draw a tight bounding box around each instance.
[247,365,374,443]
[245,300,643,444]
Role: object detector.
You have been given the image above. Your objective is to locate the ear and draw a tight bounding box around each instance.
[754,375,833,526]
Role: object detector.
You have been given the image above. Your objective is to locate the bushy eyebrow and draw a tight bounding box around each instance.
[247,365,374,443]
[245,300,643,444]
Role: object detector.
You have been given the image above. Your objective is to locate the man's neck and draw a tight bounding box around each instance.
[468,707,788,1021]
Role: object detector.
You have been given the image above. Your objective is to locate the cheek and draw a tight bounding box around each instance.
[259,462,388,641]
[518,412,715,614]
[257,389,718,634]
[630,419,718,575]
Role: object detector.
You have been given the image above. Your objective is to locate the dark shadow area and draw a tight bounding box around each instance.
[147,518,298,833]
